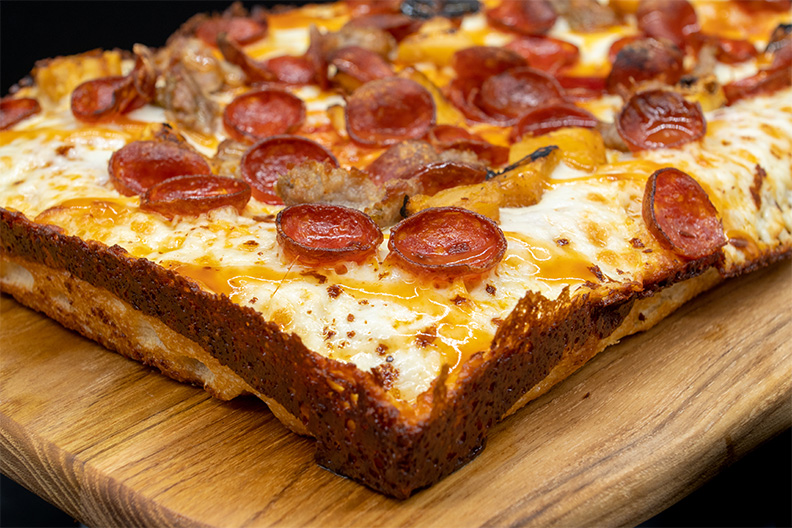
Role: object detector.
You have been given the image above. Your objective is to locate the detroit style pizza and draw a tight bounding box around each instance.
[1,0,790,498]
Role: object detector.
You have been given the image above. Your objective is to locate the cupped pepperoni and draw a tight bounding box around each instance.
[451,46,527,83]
[606,38,684,98]
[265,55,315,85]
[714,37,758,65]
[478,67,565,120]
[366,140,439,185]
[408,162,488,196]
[71,49,155,123]
[0,97,40,130]
[723,67,791,105]
[428,125,509,166]
[276,203,383,265]
[108,140,212,196]
[329,46,394,87]
[642,167,725,259]
[223,90,306,143]
[240,135,338,205]
[486,0,558,36]
[388,207,507,278]
[196,16,268,47]
[346,78,435,146]
[446,77,508,125]
[510,103,599,141]
[345,14,423,42]
[71,76,141,123]
[636,0,700,50]
[608,35,642,64]
[616,89,706,151]
[556,75,607,100]
[217,33,272,83]
[141,175,251,218]
[504,36,579,74]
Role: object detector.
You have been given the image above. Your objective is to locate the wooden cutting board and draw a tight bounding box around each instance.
[1,260,790,527]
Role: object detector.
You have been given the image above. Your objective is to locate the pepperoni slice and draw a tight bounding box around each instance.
[265,55,316,85]
[329,46,394,87]
[714,37,758,65]
[366,140,439,185]
[388,207,507,278]
[451,46,527,83]
[478,67,565,120]
[616,89,706,151]
[223,90,306,143]
[345,78,435,146]
[108,140,212,196]
[608,35,642,64]
[723,67,792,105]
[240,135,338,205]
[141,175,251,218]
[217,33,272,83]
[345,14,423,42]
[606,38,684,98]
[71,76,141,123]
[504,36,579,74]
[71,50,156,123]
[0,97,40,130]
[510,103,599,141]
[642,168,725,259]
[446,77,509,125]
[428,125,510,166]
[408,162,488,196]
[196,16,268,47]
[556,75,607,100]
[276,203,383,265]
[486,0,558,36]
[636,0,700,50]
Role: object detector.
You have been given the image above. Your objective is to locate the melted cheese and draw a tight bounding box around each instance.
[1,2,791,403]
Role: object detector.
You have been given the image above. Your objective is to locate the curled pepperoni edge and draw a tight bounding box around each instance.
[428,125,510,166]
[108,140,213,197]
[222,89,307,143]
[70,48,155,123]
[240,134,339,205]
[141,175,251,219]
[451,46,527,83]
[388,206,507,278]
[477,66,565,121]
[0,97,41,130]
[276,203,383,265]
[615,89,706,152]
[196,16,268,47]
[642,167,726,260]
[486,0,558,36]
[328,46,394,86]
[408,161,489,196]
[510,103,599,142]
[345,77,436,147]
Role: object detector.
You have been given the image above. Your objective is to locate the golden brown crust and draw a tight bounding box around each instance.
[1,205,737,497]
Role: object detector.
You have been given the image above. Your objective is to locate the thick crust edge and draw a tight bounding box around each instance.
[1,207,780,498]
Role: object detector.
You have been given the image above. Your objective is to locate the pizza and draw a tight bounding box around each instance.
[1,0,790,498]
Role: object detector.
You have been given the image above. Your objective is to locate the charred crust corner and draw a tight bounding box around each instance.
[0,207,745,499]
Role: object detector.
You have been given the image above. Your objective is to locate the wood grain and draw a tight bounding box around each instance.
[1,260,790,527]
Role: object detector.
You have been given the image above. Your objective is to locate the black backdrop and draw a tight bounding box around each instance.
[1,2,790,526]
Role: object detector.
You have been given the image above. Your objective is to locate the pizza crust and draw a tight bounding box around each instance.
[0,253,310,437]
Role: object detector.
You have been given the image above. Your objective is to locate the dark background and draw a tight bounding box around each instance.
[1,2,790,526]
